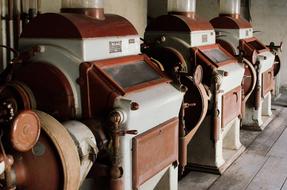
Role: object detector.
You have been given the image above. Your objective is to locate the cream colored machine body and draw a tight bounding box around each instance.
[0,1,184,189]
[211,0,277,130]
[144,0,245,174]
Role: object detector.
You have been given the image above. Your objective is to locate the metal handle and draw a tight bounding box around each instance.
[233,92,239,102]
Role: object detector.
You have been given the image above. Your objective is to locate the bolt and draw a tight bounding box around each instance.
[131,102,139,111]
[110,112,121,124]
[161,36,166,42]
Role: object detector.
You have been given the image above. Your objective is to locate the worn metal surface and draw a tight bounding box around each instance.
[14,62,76,120]
[222,86,242,127]
[21,13,138,38]
[132,118,178,189]
[11,110,40,152]
[210,15,252,29]
[34,111,81,190]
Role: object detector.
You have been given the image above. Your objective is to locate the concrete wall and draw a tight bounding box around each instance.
[196,0,287,87]
[40,0,147,36]
[251,1,287,87]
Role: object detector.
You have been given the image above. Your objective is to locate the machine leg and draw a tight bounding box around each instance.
[262,92,272,116]
[223,118,241,150]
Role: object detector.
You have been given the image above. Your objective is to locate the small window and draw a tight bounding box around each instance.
[247,40,266,51]
[103,61,161,89]
[202,48,231,64]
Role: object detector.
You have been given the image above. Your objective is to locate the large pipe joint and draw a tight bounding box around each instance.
[61,0,105,20]
[62,0,104,9]
[219,0,241,16]
[168,0,196,15]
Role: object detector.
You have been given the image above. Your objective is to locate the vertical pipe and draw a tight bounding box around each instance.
[212,71,222,142]
[255,64,261,110]
[219,0,241,17]
[109,112,123,190]
[37,0,41,14]
[7,0,14,60]
[178,101,187,175]
[1,0,7,69]
[13,0,21,50]
[168,0,196,18]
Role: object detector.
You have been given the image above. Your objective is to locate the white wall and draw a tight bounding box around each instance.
[251,0,287,87]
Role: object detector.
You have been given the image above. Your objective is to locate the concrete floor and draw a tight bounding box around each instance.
[179,95,287,190]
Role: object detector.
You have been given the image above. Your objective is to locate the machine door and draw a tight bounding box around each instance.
[132,118,178,189]
[262,67,274,97]
[222,86,242,127]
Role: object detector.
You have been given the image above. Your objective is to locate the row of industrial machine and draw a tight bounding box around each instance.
[0,0,282,189]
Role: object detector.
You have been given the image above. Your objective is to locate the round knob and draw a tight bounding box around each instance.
[11,111,41,152]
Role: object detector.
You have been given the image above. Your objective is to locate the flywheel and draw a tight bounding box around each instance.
[13,111,81,190]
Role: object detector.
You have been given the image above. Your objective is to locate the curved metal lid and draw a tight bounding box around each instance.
[210,16,252,29]
[21,13,138,39]
[146,14,214,32]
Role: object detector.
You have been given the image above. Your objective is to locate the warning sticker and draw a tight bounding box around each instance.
[202,34,208,43]
[109,41,122,53]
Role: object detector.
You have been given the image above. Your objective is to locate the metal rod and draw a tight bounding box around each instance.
[213,71,222,142]
[37,0,41,13]
[1,0,8,69]
[7,0,14,61]
[109,111,123,190]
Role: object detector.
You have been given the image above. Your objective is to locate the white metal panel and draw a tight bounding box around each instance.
[219,61,245,93]
[258,51,275,74]
[20,38,85,60]
[83,35,141,61]
[190,30,216,47]
[20,35,141,62]
[238,28,253,39]
[115,83,183,190]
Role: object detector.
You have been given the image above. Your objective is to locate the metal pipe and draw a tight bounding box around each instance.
[61,0,105,20]
[212,71,222,142]
[178,99,187,175]
[1,0,8,70]
[7,0,14,61]
[13,0,21,50]
[37,0,41,14]
[168,0,196,18]
[219,0,241,17]
[254,64,261,110]
[109,111,123,190]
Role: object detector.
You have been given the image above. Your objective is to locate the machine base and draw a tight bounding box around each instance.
[241,109,279,131]
[187,145,246,174]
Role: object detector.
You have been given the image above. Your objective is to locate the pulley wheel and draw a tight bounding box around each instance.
[242,58,257,99]
[193,65,203,85]
[273,54,281,77]
[13,111,81,190]
[0,81,36,113]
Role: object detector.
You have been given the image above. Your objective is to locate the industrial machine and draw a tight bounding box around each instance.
[144,0,245,174]
[210,0,280,130]
[0,0,184,189]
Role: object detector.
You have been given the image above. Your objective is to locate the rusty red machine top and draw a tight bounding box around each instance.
[146,14,214,32]
[21,13,138,39]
